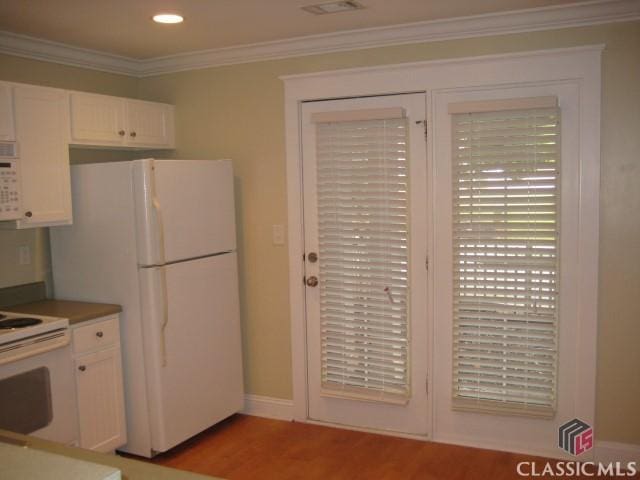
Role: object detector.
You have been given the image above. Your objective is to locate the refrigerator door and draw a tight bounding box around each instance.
[138,252,244,453]
[134,159,237,266]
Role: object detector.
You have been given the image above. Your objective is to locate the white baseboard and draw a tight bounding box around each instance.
[242,394,294,421]
[595,441,640,465]
[239,399,640,466]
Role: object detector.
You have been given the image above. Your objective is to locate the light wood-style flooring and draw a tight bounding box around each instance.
[147,414,637,479]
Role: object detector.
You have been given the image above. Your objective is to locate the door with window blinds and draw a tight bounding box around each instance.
[449,100,561,417]
[301,93,428,434]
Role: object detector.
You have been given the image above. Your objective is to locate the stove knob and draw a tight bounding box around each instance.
[78,365,86,372]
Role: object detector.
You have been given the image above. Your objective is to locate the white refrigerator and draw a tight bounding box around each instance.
[50,159,244,457]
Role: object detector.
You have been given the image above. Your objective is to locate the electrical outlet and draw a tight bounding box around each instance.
[272,224,285,245]
[19,245,31,265]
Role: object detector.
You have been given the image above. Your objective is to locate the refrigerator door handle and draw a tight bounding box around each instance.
[160,267,169,367]
[133,158,166,267]
[152,195,167,265]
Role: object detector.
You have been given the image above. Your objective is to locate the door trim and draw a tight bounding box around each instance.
[283,45,602,445]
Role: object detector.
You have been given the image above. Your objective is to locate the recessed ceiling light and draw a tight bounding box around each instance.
[152,13,184,24]
[302,1,364,15]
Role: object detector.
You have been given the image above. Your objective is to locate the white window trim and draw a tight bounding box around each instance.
[282,45,602,454]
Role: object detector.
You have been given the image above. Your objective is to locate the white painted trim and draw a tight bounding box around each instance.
[0,31,140,77]
[435,432,570,460]
[304,419,429,442]
[0,0,636,76]
[595,441,640,465]
[242,394,294,421]
[283,44,601,455]
[239,395,638,464]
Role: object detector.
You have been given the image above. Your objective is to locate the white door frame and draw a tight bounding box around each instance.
[282,45,602,447]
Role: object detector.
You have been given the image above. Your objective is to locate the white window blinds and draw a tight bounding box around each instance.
[450,101,560,417]
[315,114,410,403]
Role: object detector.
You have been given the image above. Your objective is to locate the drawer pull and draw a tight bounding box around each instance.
[96,331,104,338]
[78,365,86,372]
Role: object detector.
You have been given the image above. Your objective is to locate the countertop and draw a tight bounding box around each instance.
[4,299,122,325]
[0,430,218,480]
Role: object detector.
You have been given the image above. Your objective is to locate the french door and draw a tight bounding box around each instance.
[301,93,429,435]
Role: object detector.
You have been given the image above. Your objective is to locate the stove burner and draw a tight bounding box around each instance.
[0,317,43,329]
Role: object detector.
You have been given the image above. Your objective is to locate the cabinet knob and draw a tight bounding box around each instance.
[118,130,125,136]
[24,211,32,218]
[306,276,319,287]
[96,331,104,338]
[130,131,137,138]
[78,365,86,372]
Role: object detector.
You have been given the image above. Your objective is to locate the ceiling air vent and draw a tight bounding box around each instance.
[302,1,365,15]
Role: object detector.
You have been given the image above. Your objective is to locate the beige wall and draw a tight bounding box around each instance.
[0,55,139,290]
[137,21,640,444]
[0,20,638,444]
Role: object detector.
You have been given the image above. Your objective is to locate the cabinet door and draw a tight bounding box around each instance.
[13,85,72,228]
[0,84,15,141]
[75,347,127,452]
[69,92,126,146]
[126,99,174,148]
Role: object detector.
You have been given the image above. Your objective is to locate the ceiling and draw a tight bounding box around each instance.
[0,0,586,59]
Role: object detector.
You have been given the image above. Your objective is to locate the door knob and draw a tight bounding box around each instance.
[306,276,318,287]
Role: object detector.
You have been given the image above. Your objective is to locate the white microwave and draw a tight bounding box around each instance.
[0,141,21,221]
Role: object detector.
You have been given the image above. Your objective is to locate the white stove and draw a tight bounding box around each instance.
[0,310,77,445]
[0,311,69,366]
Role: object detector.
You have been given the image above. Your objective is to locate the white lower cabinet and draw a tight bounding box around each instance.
[72,316,127,452]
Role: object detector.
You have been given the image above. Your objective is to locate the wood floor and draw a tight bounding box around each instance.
[147,414,636,480]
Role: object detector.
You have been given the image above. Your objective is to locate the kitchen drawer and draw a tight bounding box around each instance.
[72,316,119,354]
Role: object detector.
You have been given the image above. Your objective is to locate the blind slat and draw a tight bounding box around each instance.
[451,104,560,417]
[316,116,411,401]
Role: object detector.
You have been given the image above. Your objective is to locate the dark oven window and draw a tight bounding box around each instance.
[0,367,53,434]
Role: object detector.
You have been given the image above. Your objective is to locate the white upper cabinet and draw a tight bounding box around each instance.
[0,84,15,142]
[127,99,174,147]
[70,92,175,149]
[69,93,126,146]
[13,84,72,228]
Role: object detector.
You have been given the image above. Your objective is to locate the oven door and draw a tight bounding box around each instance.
[0,343,78,445]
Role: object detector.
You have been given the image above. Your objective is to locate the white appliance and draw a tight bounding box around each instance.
[0,141,21,221]
[50,159,244,457]
[0,311,78,445]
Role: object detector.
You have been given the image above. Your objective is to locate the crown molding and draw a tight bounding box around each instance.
[0,31,140,76]
[0,0,638,77]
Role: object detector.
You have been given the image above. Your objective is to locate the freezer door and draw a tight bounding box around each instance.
[138,253,244,453]
[134,159,237,266]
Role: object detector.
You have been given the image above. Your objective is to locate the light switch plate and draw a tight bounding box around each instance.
[19,245,31,265]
